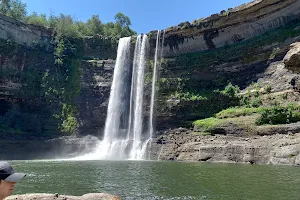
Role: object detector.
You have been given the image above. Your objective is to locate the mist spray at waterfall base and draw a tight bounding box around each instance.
[73,32,164,161]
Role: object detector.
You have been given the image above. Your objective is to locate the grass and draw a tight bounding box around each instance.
[216,107,264,119]
[192,117,222,132]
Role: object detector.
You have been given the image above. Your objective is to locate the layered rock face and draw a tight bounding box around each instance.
[151,129,300,166]
[0,13,52,46]
[0,13,117,137]
[150,41,300,166]
[156,0,300,57]
[77,60,115,135]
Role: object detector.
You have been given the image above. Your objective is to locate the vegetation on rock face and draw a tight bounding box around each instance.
[256,104,300,125]
[193,90,300,135]
[0,0,136,137]
[216,107,263,119]
[0,36,83,136]
[193,117,220,132]
[46,37,83,134]
[0,0,136,38]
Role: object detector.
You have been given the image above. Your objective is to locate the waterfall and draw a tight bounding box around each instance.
[103,37,132,143]
[129,34,149,160]
[149,30,165,140]
[72,32,165,161]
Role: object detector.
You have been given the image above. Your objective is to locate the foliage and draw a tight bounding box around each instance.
[26,12,48,26]
[0,0,27,21]
[216,107,263,119]
[264,85,272,94]
[0,36,81,135]
[85,15,103,36]
[181,23,190,30]
[43,37,82,134]
[240,87,263,108]
[1,1,136,38]
[269,47,280,60]
[24,11,136,38]
[162,83,241,122]
[221,83,240,97]
[192,117,220,132]
[52,14,82,37]
[256,104,300,125]
[171,91,208,101]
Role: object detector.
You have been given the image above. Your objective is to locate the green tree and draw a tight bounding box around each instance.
[26,12,48,26]
[0,0,27,21]
[86,14,103,35]
[103,22,115,36]
[114,12,131,27]
[48,13,57,29]
[76,21,89,36]
[54,14,80,37]
[101,12,137,38]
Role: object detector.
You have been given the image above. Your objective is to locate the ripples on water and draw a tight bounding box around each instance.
[10,160,300,200]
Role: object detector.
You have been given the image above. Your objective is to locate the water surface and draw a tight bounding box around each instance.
[11,160,300,200]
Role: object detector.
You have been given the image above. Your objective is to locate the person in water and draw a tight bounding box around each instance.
[0,161,26,200]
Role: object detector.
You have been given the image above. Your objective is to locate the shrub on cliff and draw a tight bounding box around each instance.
[256,104,300,125]
[221,83,240,98]
[26,12,48,27]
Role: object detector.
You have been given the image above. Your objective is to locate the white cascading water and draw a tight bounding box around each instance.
[73,34,155,160]
[149,30,165,139]
[72,37,132,160]
[128,34,149,160]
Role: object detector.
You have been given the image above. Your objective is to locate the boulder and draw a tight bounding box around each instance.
[5,193,120,200]
[284,42,300,73]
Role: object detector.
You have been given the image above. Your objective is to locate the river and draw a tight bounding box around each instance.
[10,160,300,200]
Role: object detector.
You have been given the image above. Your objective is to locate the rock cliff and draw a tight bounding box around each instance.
[77,59,115,135]
[1,0,300,165]
[0,14,117,137]
[0,13,52,46]
[151,128,300,166]
[150,0,300,57]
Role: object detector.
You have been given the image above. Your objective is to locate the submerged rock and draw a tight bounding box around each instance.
[5,193,120,200]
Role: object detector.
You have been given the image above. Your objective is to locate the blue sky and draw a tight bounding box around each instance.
[22,0,250,34]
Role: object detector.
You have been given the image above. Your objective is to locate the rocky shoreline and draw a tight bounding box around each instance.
[151,128,300,166]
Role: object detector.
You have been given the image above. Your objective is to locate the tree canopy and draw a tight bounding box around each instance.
[0,0,27,20]
[0,0,136,38]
